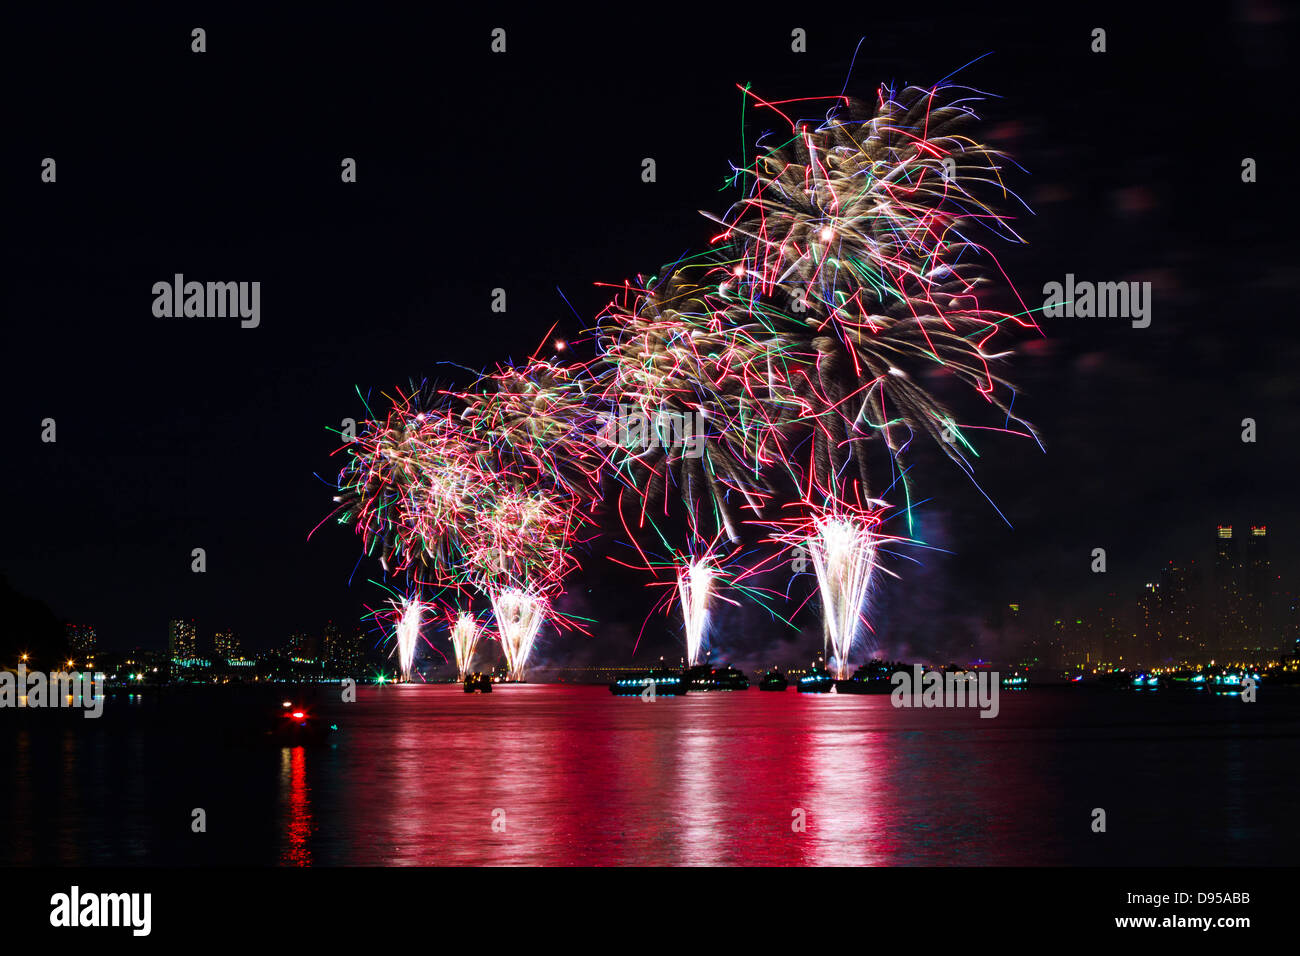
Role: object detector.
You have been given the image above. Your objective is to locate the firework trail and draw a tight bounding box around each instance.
[449,610,482,681]
[580,85,1042,531]
[703,81,1042,509]
[593,273,780,542]
[331,391,482,590]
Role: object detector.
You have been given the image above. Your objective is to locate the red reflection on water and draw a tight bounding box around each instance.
[279,745,312,866]
[323,684,1041,865]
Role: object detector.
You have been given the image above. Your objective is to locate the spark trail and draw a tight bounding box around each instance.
[490,588,548,682]
[393,597,423,682]
[806,513,882,679]
[675,556,716,667]
[449,611,481,681]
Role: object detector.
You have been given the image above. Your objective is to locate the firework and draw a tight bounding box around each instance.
[453,356,604,676]
[466,482,583,680]
[328,74,1038,683]
[593,272,783,542]
[704,82,1042,505]
[449,611,481,681]
[331,393,483,590]
[807,511,881,678]
[393,597,423,682]
[490,588,548,682]
[608,521,790,666]
[675,556,716,667]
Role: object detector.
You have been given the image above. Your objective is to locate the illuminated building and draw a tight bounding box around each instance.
[1214,526,1244,660]
[66,623,96,657]
[1244,526,1269,654]
[286,632,320,663]
[1159,560,1203,664]
[168,618,198,662]
[1091,592,1124,669]
[213,630,240,660]
[1136,582,1161,666]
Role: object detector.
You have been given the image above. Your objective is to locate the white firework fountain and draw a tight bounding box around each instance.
[676,557,716,668]
[490,588,547,681]
[449,611,481,681]
[805,514,879,679]
[394,598,423,682]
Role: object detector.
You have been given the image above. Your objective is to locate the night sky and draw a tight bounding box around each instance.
[4,4,1295,663]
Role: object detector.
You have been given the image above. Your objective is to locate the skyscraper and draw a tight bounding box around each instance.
[168,618,198,662]
[1244,526,1270,655]
[1214,526,1244,660]
[1136,581,1161,666]
[1159,560,1203,664]
[322,621,341,665]
[1093,592,1124,668]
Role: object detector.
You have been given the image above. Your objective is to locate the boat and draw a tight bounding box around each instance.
[464,672,493,693]
[684,664,750,692]
[797,667,835,693]
[835,660,902,694]
[272,701,337,743]
[759,670,789,691]
[609,668,686,696]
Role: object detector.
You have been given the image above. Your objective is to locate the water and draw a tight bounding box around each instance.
[2,684,1296,866]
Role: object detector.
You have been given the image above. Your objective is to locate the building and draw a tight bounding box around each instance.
[1136,581,1161,666]
[1158,559,1203,664]
[168,618,198,662]
[1090,592,1125,669]
[286,632,320,663]
[1243,526,1270,655]
[1214,526,1245,660]
[1277,584,1300,655]
[322,621,342,665]
[65,623,96,659]
[344,626,367,672]
[213,630,240,660]
[318,622,367,674]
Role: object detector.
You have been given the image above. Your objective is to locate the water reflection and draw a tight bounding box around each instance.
[674,720,726,865]
[798,702,882,866]
[3,684,1293,865]
[279,745,312,866]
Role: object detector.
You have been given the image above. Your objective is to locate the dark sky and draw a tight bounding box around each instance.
[4,4,1296,662]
